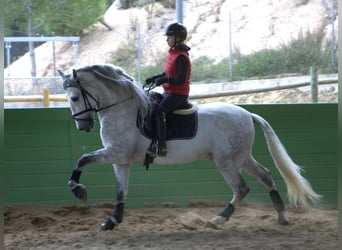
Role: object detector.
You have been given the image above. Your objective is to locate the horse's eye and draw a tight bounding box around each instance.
[71,96,79,102]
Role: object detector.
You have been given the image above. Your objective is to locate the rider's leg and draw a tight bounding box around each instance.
[155,111,167,156]
[154,93,188,157]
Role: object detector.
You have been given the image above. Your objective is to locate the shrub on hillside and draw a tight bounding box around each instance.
[116,28,337,82]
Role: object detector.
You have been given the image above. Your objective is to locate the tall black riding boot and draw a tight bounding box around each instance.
[156,112,167,156]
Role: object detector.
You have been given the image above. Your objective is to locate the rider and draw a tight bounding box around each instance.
[145,22,191,157]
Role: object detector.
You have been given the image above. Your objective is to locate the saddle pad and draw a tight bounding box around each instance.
[137,111,198,140]
[173,103,198,115]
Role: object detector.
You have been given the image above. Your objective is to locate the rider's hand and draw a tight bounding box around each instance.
[145,76,156,85]
[155,78,165,86]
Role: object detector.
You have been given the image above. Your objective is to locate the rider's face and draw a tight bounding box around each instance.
[166,36,176,48]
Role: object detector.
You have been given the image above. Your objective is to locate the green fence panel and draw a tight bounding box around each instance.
[3,104,337,208]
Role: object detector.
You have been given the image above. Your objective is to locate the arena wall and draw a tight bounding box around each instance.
[3,104,337,208]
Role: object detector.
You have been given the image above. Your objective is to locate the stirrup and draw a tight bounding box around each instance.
[146,142,157,157]
[157,144,167,157]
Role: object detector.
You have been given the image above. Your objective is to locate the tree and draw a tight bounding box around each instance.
[5,0,48,83]
[4,0,107,79]
[42,0,107,36]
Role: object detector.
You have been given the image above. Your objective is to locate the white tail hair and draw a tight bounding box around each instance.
[252,113,321,207]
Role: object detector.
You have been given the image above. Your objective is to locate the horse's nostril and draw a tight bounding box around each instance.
[71,96,79,102]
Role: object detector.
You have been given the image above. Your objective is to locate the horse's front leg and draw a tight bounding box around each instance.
[98,164,131,231]
[68,148,114,202]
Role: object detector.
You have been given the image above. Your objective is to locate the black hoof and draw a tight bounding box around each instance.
[97,218,116,232]
[72,184,88,202]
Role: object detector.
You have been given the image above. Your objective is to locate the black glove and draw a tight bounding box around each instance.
[145,75,159,85]
[155,77,169,86]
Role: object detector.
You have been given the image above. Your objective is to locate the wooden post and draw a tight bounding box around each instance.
[310,66,318,103]
[43,89,50,108]
[33,85,39,107]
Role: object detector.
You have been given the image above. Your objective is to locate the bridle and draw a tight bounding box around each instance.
[65,79,132,122]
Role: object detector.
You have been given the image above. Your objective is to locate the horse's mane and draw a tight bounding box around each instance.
[78,64,151,118]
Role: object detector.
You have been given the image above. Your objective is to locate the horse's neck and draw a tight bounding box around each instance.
[97,102,137,130]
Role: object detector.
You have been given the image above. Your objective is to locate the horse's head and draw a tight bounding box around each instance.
[58,69,97,132]
[59,64,152,133]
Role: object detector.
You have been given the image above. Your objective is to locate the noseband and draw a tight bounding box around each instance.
[65,79,132,122]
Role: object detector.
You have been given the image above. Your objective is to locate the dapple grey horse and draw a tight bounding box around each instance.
[58,64,320,232]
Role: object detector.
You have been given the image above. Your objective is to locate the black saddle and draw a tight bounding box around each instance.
[136,92,198,141]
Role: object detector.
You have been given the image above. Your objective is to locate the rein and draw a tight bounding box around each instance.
[67,79,133,121]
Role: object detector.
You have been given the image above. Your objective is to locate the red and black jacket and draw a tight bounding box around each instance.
[157,44,191,96]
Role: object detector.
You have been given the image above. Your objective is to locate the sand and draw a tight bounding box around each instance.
[4,202,338,250]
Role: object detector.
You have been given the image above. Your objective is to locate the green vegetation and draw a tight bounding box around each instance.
[111,43,138,72]
[4,0,107,36]
[190,56,228,83]
[4,0,107,67]
[234,27,336,78]
[189,28,337,82]
[5,1,336,82]
[121,27,337,83]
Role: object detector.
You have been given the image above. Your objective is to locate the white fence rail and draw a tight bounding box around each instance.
[189,77,337,99]
[4,73,338,108]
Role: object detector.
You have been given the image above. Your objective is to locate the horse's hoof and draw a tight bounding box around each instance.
[278,217,289,225]
[206,216,226,229]
[72,184,88,202]
[205,221,219,229]
[277,210,289,225]
[97,219,115,232]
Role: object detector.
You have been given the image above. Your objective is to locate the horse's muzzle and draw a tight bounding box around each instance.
[76,118,95,132]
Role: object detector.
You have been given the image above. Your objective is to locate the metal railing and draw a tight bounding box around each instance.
[4,72,338,108]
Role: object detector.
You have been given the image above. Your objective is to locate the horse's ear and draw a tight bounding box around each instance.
[57,69,65,79]
[72,69,78,81]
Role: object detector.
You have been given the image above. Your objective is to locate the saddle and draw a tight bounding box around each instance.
[136,92,198,169]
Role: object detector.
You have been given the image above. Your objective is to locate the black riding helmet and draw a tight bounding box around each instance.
[165,22,187,41]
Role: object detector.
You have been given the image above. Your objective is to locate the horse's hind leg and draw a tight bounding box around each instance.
[242,157,289,225]
[208,161,250,228]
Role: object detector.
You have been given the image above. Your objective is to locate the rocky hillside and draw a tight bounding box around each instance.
[4,0,338,78]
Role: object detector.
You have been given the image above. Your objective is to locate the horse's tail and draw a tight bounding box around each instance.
[251,113,321,207]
